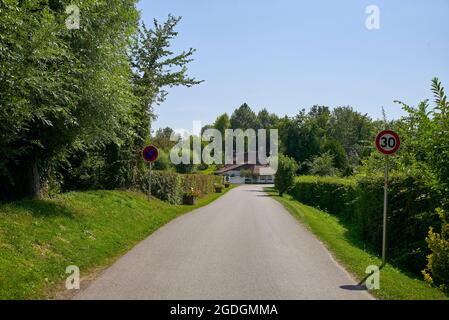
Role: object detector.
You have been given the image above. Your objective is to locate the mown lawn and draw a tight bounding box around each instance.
[0,188,232,299]
[266,188,448,300]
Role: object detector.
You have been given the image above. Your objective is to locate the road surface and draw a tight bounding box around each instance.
[74,185,373,300]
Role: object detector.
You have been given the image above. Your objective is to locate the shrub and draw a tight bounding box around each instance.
[183,174,222,196]
[275,154,299,196]
[423,208,449,292]
[140,171,222,204]
[291,176,356,218]
[147,171,184,204]
[290,174,443,275]
[305,152,339,176]
[153,149,172,171]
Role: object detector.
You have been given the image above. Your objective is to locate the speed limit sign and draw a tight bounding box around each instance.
[374,129,401,270]
[375,130,400,155]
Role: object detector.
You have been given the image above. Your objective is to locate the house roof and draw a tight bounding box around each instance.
[215,163,275,175]
[214,163,249,174]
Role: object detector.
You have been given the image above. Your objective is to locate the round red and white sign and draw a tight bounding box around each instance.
[375,130,400,155]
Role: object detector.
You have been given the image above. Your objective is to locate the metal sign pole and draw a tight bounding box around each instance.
[381,155,389,267]
[148,162,152,201]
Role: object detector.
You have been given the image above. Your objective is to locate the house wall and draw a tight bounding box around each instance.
[221,170,274,185]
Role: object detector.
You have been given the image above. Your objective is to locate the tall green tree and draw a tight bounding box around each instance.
[256,108,279,129]
[230,103,257,130]
[130,15,203,148]
[67,15,204,190]
[0,0,140,199]
[213,113,231,135]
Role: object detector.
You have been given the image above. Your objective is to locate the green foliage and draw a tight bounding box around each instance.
[305,152,339,176]
[213,113,231,135]
[274,154,299,196]
[130,15,202,151]
[183,174,222,196]
[0,0,140,198]
[291,176,356,217]
[256,108,279,129]
[140,171,221,204]
[278,106,374,174]
[230,103,257,130]
[291,174,442,275]
[0,5,202,200]
[147,171,184,204]
[321,139,348,171]
[153,149,172,171]
[423,209,449,292]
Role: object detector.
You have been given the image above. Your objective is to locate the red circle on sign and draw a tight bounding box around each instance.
[143,146,159,162]
[375,130,400,155]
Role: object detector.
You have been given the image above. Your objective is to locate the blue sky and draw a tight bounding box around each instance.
[137,0,449,131]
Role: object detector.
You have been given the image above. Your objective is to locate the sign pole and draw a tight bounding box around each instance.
[142,145,158,201]
[381,155,389,268]
[148,162,152,201]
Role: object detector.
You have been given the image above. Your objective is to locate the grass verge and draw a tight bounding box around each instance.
[266,187,448,300]
[0,187,234,299]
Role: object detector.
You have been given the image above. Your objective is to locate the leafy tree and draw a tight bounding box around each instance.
[152,127,176,151]
[130,15,203,148]
[328,106,374,164]
[275,154,299,196]
[321,139,348,172]
[0,0,140,199]
[306,152,339,176]
[213,113,231,135]
[230,103,257,130]
[391,78,449,287]
[278,111,321,169]
[106,15,203,186]
[256,108,279,129]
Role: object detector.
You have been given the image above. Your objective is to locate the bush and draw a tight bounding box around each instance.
[183,174,222,196]
[305,152,339,176]
[153,149,172,171]
[290,174,443,275]
[423,208,449,292]
[275,154,299,196]
[291,176,356,218]
[140,171,222,204]
[147,171,184,204]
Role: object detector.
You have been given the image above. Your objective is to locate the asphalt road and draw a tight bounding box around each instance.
[74,185,373,300]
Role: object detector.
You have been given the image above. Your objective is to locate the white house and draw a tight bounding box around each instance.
[215,163,275,184]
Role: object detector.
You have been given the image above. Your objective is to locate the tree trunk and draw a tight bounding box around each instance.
[27,160,41,199]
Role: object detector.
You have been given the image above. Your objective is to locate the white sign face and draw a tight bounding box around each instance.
[376,130,400,155]
[379,133,397,151]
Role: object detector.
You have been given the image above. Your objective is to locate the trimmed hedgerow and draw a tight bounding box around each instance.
[290,174,442,275]
[183,174,223,196]
[138,171,222,204]
[291,176,356,219]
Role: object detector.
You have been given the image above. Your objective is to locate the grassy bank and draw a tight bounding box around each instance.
[0,187,233,299]
[266,188,448,300]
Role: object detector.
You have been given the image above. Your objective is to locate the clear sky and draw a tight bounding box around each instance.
[137,0,449,131]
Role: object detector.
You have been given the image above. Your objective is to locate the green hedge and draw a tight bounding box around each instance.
[138,171,222,204]
[290,175,442,274]
[291,176,356,219]
[183,174,223,196]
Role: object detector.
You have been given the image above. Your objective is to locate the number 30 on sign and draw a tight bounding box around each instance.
[375,130,400,155]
